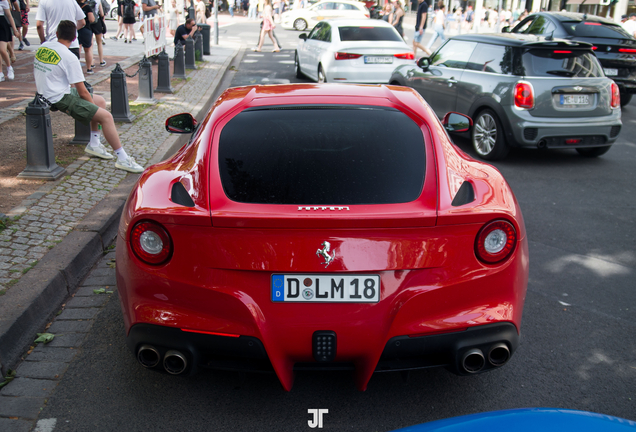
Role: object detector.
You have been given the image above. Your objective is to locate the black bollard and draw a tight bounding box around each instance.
[198,23,211,55]
[155,49,174,93]
[111,63,134,122]
[18,96,66,180]
[194,31,203,61]
[136,56,155,103]
[70,81,93,145]
[173,42,186,79]
[185,37,196,70]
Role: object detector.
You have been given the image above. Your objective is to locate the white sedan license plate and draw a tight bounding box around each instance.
[560,94,589,105]
[604,68,618,76]
[364,56,393,64]
[271,274,380,303]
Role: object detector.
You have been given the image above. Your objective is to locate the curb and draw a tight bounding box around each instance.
[0,47,242,377]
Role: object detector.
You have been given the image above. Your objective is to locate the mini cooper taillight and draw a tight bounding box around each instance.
[130,221,173,265]
[514,81,534,109]
[610,82,620,109]
[475,220,517,264]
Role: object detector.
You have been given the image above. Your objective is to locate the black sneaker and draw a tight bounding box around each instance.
[86,68,94,74]
[23,38,30,46]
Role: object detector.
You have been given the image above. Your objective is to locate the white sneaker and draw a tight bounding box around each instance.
[85,143,114,160]
[0,73,4,82]
[115,156,144,173]
[6,68,14,80]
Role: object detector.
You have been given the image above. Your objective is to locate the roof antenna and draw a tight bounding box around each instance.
[546,30,554,41]
[581,0,588,20]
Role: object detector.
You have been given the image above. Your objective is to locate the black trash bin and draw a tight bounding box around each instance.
[198,23,211,55]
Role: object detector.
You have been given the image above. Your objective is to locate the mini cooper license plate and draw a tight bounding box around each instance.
[364,56,393,64]
[271,274,380,303]
[560,94,589,105]
[603,68,618,76]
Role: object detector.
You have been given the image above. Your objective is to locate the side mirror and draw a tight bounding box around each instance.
[442,112,472,133]
[299,33,308,40]
[501,26,511,33]
[165,113,197,134]
[417,57,430,70]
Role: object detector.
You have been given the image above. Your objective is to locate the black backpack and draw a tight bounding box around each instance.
[123,0,135,19]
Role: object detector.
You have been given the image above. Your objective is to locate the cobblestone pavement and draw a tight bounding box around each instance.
[0,46,239,294]
[0,246,118,432]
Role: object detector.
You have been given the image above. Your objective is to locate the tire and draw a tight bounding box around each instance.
[620,92,632,107]
[295,51,304,79]
[472,109,509,161]
[293,18,308,31]
[576,146,612,157]
[317,64,326,83]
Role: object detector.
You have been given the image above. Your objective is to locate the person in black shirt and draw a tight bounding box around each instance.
[413,0,430,57]
[174,18,197,46]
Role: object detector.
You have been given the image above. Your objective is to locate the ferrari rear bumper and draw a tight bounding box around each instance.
[126,322,519,389]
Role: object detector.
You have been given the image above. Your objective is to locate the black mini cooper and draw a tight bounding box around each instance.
[504,12,636,106]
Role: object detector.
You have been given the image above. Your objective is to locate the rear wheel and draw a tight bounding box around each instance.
[293,18,307,31]
[317,64,326,83]
[576,146,612,157]
[295,52,304,79]
[472,109,509,161]
[620,92,632,107]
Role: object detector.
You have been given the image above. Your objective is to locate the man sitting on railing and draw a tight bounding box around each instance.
[33,20,144,173]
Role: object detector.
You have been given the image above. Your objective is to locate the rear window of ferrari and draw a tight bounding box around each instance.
[338,26,404,42]
[218,106,426,205]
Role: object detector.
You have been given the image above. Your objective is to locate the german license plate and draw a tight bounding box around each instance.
[560,94,589,105]
[364,56,393,64]
[271,274,380,303]
[604,68,618,76]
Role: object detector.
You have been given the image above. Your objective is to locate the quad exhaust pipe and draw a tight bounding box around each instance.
[137,345,188,375]
[163,350,188,375]
[461,343,511,373]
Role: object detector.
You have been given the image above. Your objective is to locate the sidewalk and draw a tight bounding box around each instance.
[0,38,243,385]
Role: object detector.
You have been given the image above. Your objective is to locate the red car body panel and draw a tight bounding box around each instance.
[116,84,529,391]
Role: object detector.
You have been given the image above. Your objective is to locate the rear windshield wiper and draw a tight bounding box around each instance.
[546,70,576,77]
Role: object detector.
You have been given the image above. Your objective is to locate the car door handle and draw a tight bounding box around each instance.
[448,78,457,86]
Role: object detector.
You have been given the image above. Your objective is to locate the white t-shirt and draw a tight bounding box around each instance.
[622,19,636,38]
[35,0,86,49]
[0,0,10,16]
[34,40,85,104]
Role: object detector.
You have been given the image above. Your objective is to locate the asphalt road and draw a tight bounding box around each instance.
[33,22,636,432]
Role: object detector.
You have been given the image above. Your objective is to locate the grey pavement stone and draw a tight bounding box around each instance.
[0,418,32,432]
[26,348,78,363]
[47,320,93,334]
[81,274,117,287]
[0,378,58,398]
[16,362,69,380]
[43,333,87,348]
[66,295,110,308]
[0,395,46,420]
[55,308,101,320]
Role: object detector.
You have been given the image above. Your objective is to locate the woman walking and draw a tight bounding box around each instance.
[120,0,137,43]
[390,0,404,39]
[92,0,107,67]
[0,0,20,81]
[254,0,279,52]
[426,1,446,50]
[77,0,95,74]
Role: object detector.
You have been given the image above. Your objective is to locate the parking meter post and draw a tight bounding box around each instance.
[185,37,196,69]
[155,49,174,93]
[198,23,211,55]
[70,81,93,145]
[19,96,66,181]
[111,63,134,122]
[136,56,156,103]
[194,31,203,61]
[173,42,187,79]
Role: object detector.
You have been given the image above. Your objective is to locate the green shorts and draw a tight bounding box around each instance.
[52,88,99,126]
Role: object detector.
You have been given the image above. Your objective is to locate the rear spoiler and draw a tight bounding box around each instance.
[521,39,593,49]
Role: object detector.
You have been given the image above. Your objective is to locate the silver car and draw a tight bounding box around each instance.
[390,33,622,160]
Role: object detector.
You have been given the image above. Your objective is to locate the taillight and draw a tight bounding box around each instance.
[610,82,620,108]
[514,81,534,109]
[619,48,636,53]
[335,52,362,60]
[592,46,598,50]
[130,221,173,265]
[394,52,414,60]
[554,50,571,54]
[475,220,517,264]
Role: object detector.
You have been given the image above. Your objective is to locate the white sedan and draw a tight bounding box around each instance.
[281,0,370,31]
[295,19,415,84]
